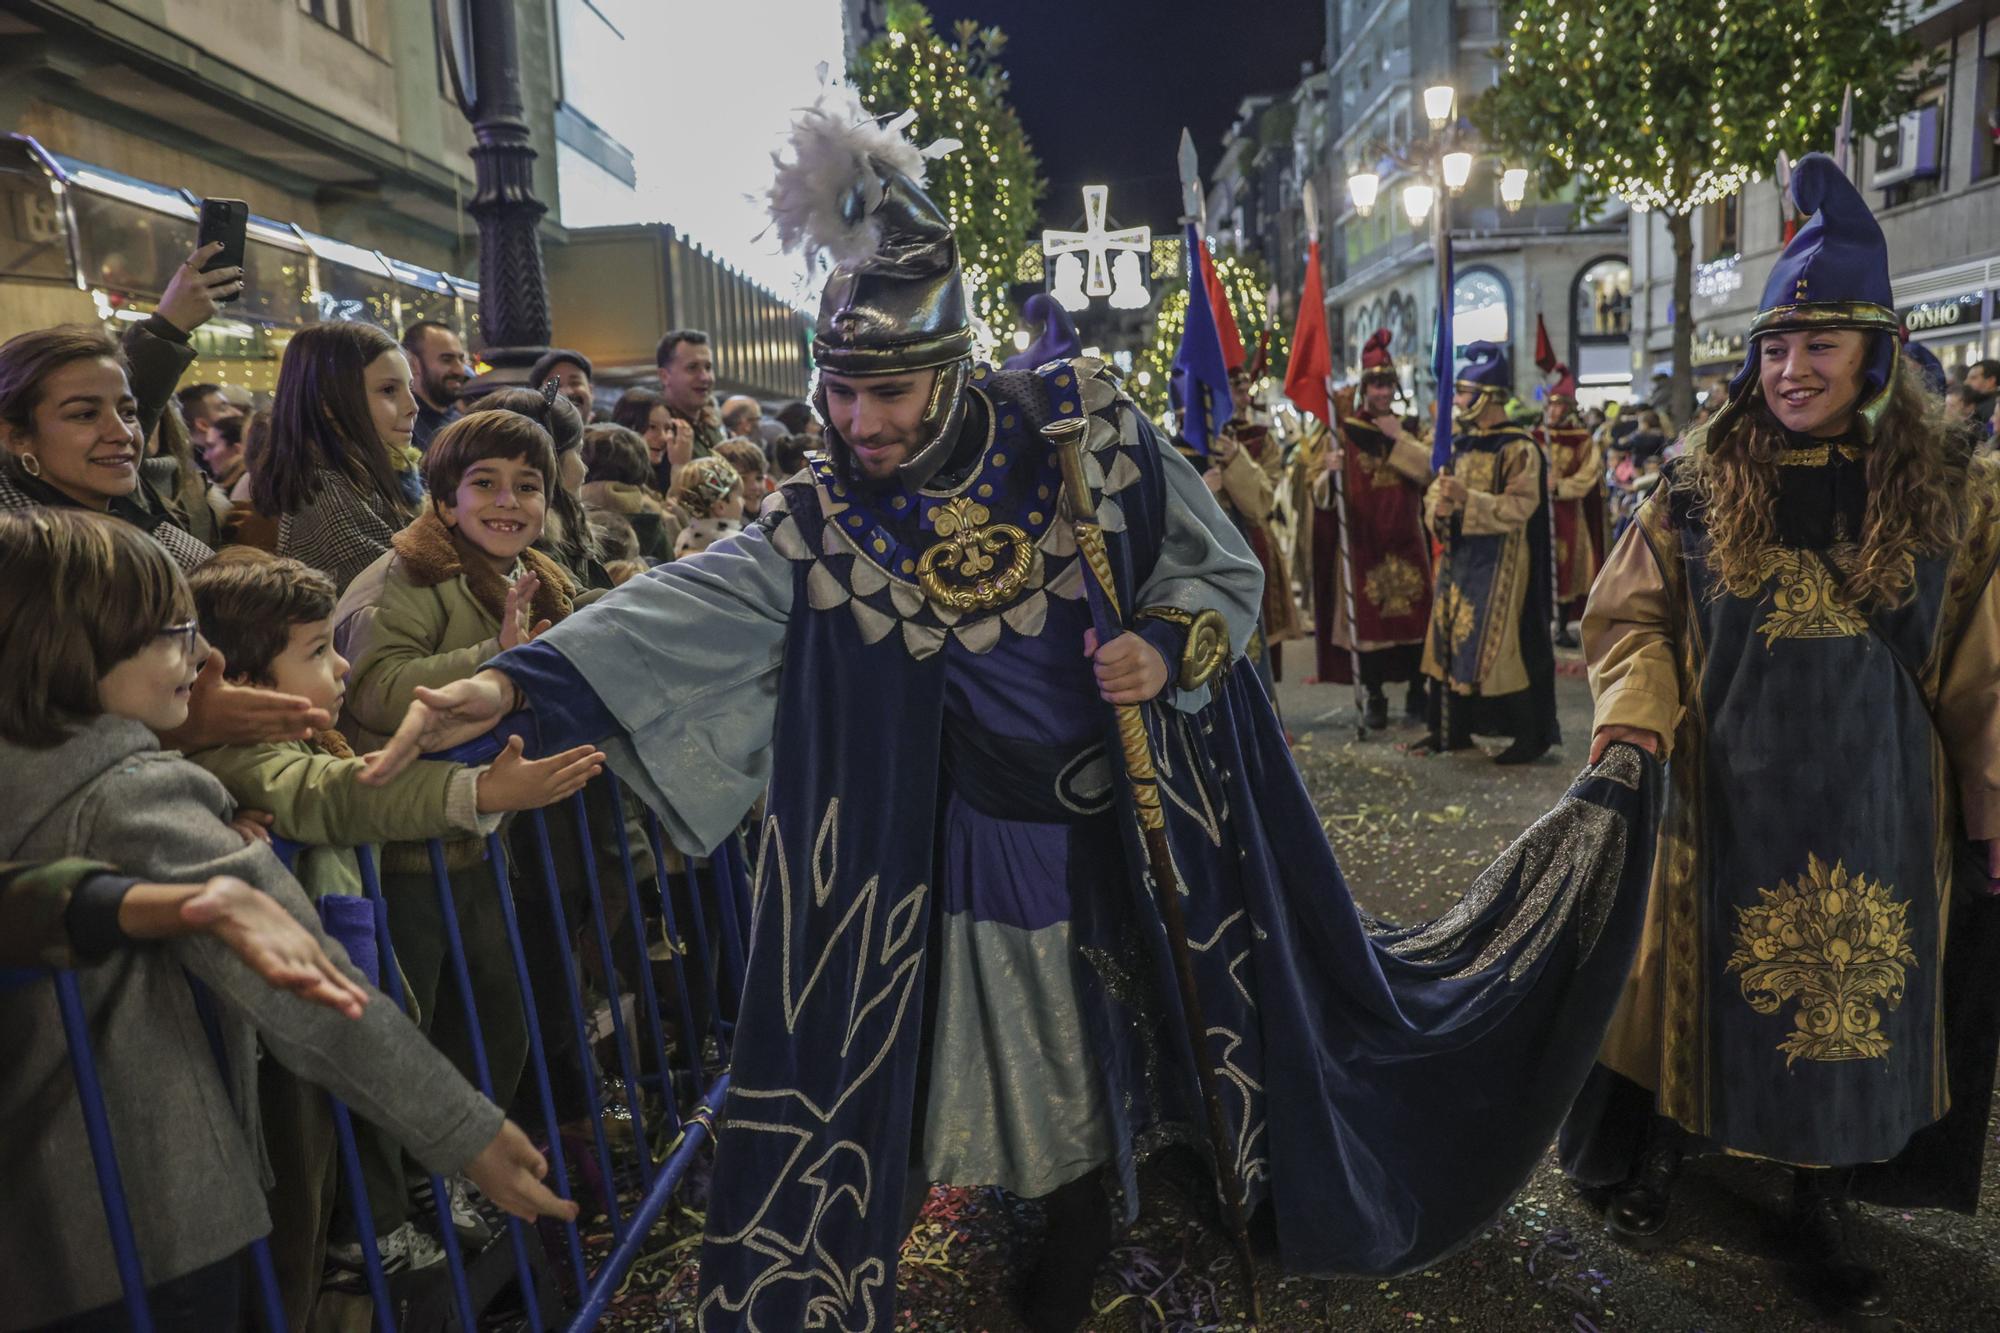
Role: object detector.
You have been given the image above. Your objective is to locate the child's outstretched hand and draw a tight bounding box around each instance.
[173,876,370,1019]
[464,1120,578,1223]
[475,734,605,813]
[499,571,552,650]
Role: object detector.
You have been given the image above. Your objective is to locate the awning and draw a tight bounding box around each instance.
[0,134,477,331]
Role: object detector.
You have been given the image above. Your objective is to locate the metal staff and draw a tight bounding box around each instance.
[1301,183,1370,741]
[1322,412,1371,742]
[1044,412,1263,1325]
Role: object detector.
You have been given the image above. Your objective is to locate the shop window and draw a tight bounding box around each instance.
[1702,193,1740,262]
[1453,267,1510,352]
[1575,258,1633,337]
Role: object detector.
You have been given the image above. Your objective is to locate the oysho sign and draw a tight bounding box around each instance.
[1900,291,1986,335]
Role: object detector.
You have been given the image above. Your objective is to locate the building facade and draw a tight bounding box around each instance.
[1627,1,2000,393]
[1320,0,1632,407]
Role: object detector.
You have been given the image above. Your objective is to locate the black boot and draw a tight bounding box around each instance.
[1494,737,1549,765]
[1363,687,1390,731]
[1554,624,1581,649]
[1605,1141,1682,1250]
[1019,1170,1115,1333]
[1791,1174,1891,1329]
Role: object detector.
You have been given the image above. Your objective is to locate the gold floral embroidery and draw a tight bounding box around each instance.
[1454,451,1497,492]
[1364,554,1425,618]
[1726,854,1915,1066]
[1433,580,1476,650]
[1754,547,1867,646]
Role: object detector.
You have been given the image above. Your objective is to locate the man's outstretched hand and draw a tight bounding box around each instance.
[359,669,518,786]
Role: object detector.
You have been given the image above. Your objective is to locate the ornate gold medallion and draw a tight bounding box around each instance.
[1726,854,1915,1066]
[1754,547,1867,647]
[916,497,1034,612]
[1365,555,1425,618]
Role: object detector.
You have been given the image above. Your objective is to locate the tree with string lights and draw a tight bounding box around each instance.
[851,0,1045,328]
[1473,0,1927,423]
[1135,244,1283,425]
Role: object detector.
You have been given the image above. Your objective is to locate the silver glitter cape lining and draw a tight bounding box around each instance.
[1375,744,1644,982]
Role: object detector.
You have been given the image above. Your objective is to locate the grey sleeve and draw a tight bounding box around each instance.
[1138,423,1267,712]
[86,763,503,1174]
[533,519,796,855]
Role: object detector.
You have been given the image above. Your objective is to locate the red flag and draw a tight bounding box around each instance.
[1283,239,1333,426]
[1199,243,1247,371]
[1533,313,1558,374]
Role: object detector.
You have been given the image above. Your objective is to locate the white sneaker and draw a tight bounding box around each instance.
[325,1221,446,1280]
[414,1175,495,1249]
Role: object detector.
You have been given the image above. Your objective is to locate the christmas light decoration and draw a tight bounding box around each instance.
[1042,184,1152,312]
[851,0,1045,328]
[1474,0,1930,417]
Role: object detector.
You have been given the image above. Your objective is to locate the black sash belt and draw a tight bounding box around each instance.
[940,712,1115,823]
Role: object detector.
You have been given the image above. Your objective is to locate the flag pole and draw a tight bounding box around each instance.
[1302,183,1370,740]
[1428,175,1460,750]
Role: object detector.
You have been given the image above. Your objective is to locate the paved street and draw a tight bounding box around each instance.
[884,661,2000,1333]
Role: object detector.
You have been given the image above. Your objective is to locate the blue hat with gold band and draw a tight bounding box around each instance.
[1455,339,1512,418]
[1717,153,1901,439]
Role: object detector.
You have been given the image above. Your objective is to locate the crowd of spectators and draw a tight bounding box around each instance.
[0,237,828,1330]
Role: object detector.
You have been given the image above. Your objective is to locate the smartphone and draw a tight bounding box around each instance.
[196,198,248,302]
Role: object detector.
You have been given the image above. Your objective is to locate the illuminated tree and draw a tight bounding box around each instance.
[1474,0,1927,422]
[851,0,1046,327]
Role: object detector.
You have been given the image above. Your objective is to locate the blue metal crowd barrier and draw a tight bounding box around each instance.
[29,760,750,1331]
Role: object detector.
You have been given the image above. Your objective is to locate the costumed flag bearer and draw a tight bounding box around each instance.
[1419,340,1562,764]
[1537,363,1606,648]
[362,92,1665,1333]
[1560,153,2000,1331]
[1316,329,1436,730]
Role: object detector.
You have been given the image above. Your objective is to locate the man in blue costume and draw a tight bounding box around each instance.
[1562,155,2000,1329]
[1419,342,1561,765]
[364,97,1663,1332]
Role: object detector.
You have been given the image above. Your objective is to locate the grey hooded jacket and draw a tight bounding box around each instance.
[0,716,502,1329]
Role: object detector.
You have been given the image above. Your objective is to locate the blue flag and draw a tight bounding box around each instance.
[1430,239,1455,472]
[1171,223,1234,453]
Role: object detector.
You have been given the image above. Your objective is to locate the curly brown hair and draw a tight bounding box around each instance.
[1675,358,1968,609]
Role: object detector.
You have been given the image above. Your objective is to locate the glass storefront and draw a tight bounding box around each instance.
[0,134,479,400]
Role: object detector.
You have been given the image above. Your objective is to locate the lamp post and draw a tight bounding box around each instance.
[438,0,553,388]
[1345,84,1527,415]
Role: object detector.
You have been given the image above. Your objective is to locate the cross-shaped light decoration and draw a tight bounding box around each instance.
[1042,185,1152,313]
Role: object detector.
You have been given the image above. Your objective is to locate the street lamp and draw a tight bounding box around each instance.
[1500,167,1530,211]
[1402,183,1435,226]
[1423,84,1456,130]
[1348,169,1381,218]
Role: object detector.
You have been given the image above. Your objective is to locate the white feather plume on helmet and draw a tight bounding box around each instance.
[765,84,960,269]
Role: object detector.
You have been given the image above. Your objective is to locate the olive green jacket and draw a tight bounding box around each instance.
[187,738,493,898]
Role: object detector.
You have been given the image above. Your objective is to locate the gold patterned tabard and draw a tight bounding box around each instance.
[1753,547,1867,647]
[1365,554,1425,618]
[1725,854,1916,1066]
[917,497,1035,612]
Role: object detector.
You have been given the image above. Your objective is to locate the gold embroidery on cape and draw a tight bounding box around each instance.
[916,497,1034,612]
[1754,547,1867,646]
[1433,580,1477,650]
[1454,450,1498,491]
[1364,554,1425,617]
[1725,854,1916,1066]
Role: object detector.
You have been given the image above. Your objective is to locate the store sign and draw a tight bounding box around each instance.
[1691,328,1746,365]
[1899,291,1986,335]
